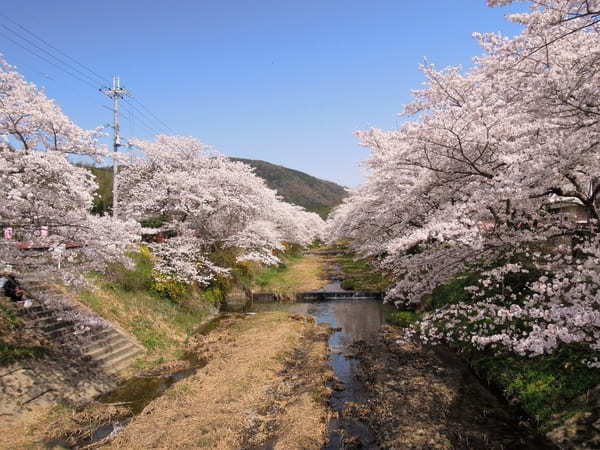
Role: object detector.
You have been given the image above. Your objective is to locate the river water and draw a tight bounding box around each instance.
[251,298,395,448]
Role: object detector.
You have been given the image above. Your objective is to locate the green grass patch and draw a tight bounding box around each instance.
[0,341,47,365]
[0,302,47,365]
[255,257,296,288]
[469,344,600,428]
[386,311,421,327]
[0,303,21,328]
[251,253,326,295]
[336,253,389,291]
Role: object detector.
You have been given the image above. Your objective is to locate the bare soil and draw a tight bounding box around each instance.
[349,325,557,449]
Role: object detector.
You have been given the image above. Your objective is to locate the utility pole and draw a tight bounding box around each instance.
[100,76,130,219]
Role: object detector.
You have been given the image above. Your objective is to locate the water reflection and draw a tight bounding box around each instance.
[251,298,393,448]
[251,298,393,342]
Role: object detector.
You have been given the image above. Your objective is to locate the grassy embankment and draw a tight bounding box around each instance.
[316,241,390,292]
[336,252,390,291]
[74,245,330,368]
[75,247,216,369]
[0,302,47,365]
[386,263,600,438]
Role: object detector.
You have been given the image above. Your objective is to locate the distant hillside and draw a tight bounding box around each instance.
[75,164,114,215]
[81,159,346,219]
[233,158,346,219]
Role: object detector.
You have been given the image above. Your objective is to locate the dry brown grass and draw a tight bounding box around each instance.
[0,402,131,449]
[110,311,332,449]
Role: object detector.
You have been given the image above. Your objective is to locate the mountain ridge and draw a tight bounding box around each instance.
[232,158,346,219]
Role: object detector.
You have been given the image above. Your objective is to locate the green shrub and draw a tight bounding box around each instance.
[105,246,154,292]
[386,311,421,327]
[203,285,225,306]
[140,215,168,228]
[152,274,189,301]
[430,271,478,309]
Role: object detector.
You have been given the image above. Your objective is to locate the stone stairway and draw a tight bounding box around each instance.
[0,278,147,421]
[5,278,144,374]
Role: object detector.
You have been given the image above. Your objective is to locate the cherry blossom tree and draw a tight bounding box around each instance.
[119,135,324,284]
[0,55,140,280]
[328,0,600,357]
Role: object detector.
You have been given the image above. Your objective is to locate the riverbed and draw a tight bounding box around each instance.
[251,298,395,448]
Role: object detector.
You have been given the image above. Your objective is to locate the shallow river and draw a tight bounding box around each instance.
[251,298,395,448]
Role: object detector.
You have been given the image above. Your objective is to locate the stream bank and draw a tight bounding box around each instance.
[350,325,557,449]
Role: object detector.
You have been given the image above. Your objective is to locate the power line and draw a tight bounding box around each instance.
[1,29,165,137]
[119,102,162,136]
[0,29,99,90]
[123,98,171,135]
[2,32,161,138]
[130,97,176,134]
[102,101,164,139]
[1,24,101,88]
[0,14,178,137]
[0,13,111,86]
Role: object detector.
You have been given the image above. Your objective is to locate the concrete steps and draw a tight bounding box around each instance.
[4,280,144,376]
[83,328,123,355]
[99,345,143,373]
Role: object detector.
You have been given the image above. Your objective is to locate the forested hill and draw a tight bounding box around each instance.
[83,159,346,219]
[232,158,346,219]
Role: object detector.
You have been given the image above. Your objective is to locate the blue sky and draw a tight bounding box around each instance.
[1,1,525,187]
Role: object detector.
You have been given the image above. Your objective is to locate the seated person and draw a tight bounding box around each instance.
[2,275,24,302]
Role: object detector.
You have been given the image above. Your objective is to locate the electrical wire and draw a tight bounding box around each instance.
[0,13,178,138]
[130,97,177,134]
[122,98,171,135]
[2,23,102,88]
[0,13,111,86]
[120,101,163,136]
[1,27,162,138]
[0,29,100,90]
